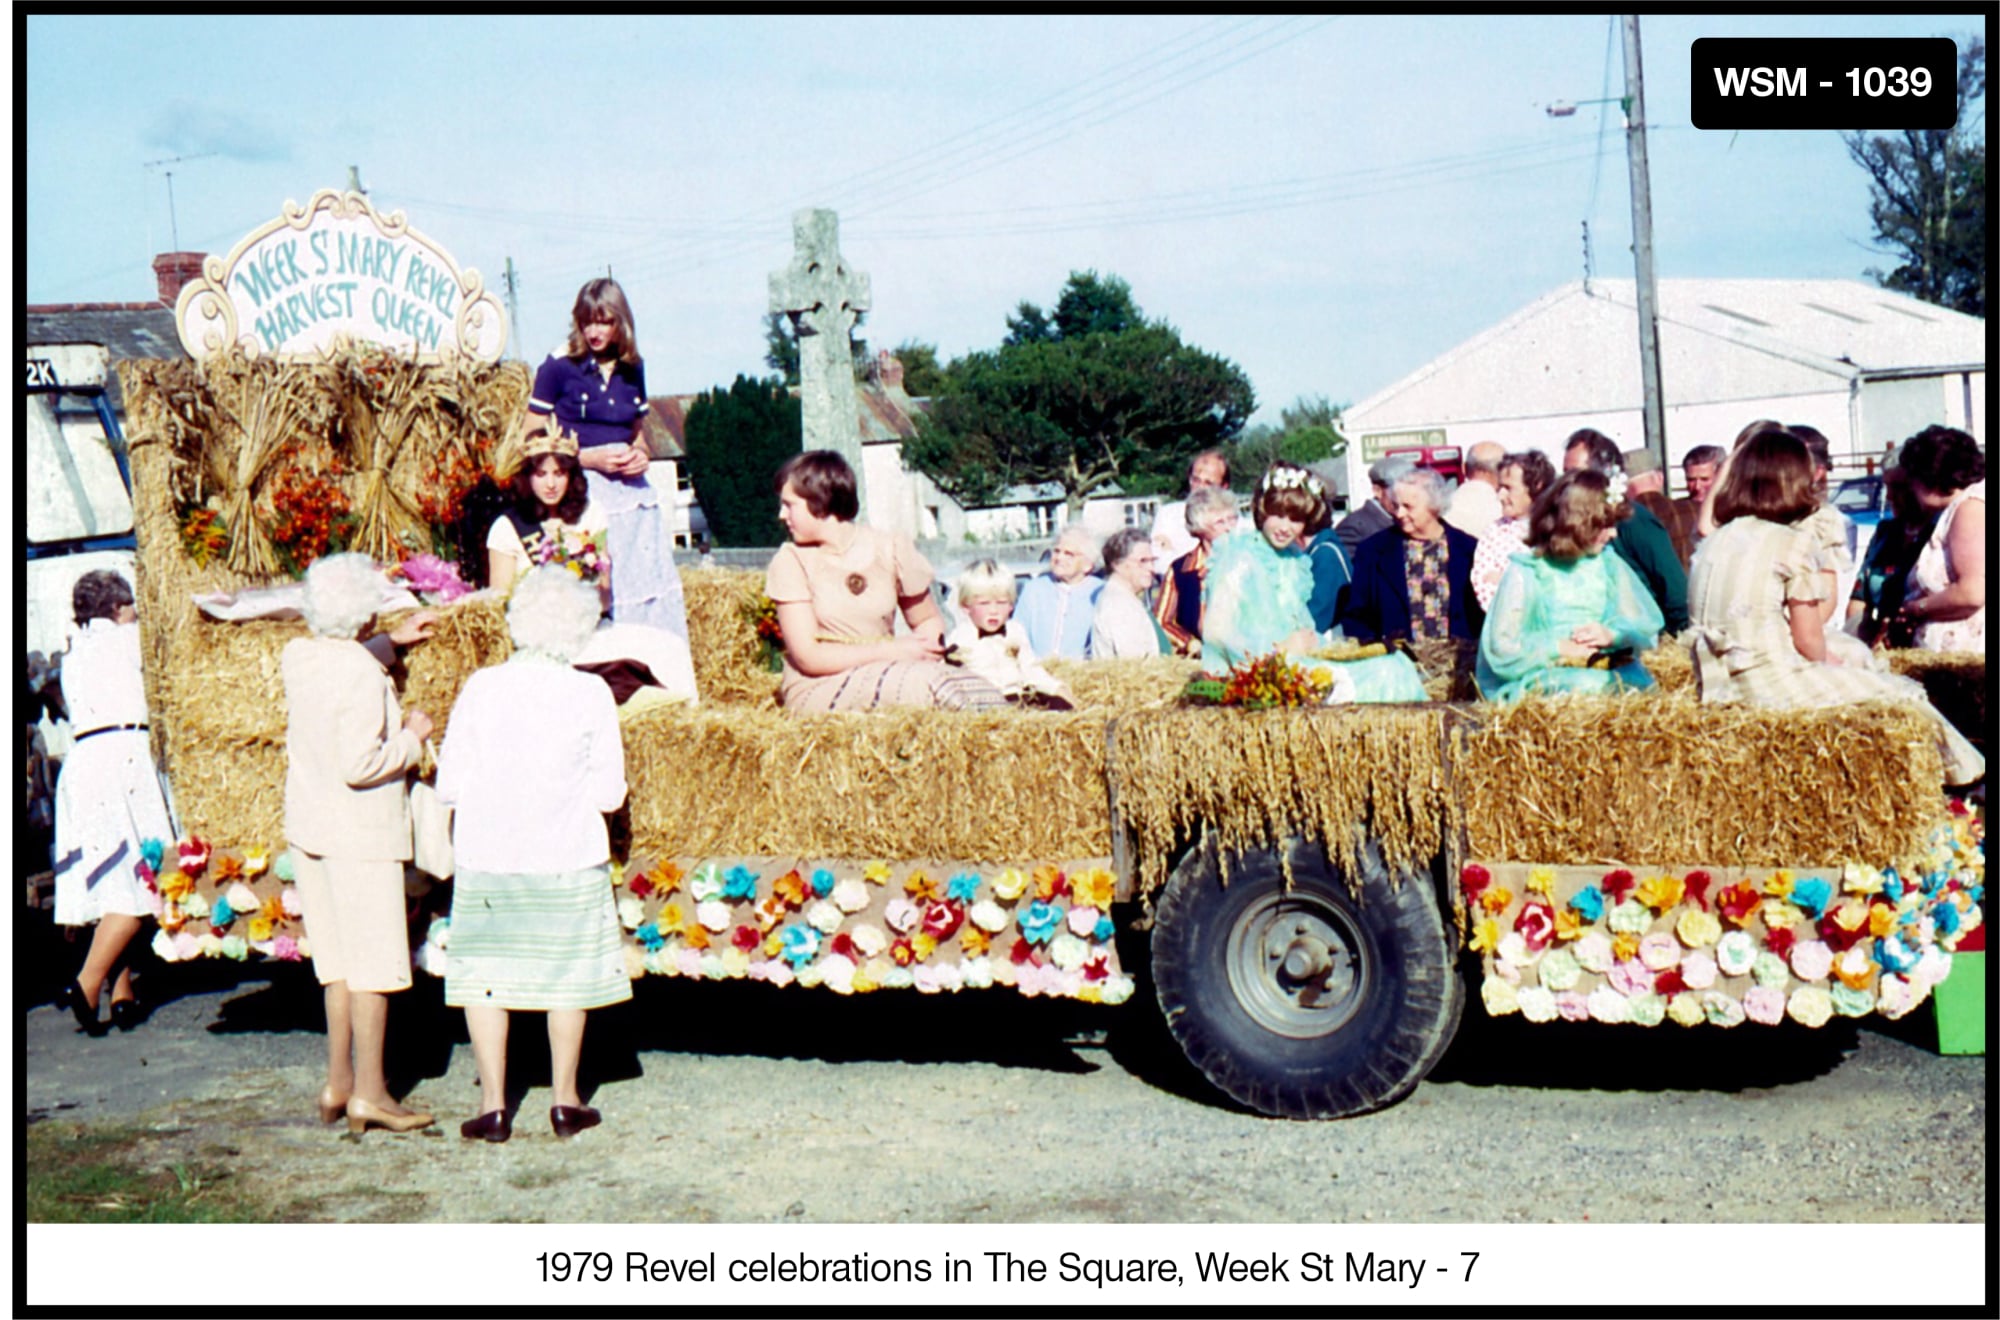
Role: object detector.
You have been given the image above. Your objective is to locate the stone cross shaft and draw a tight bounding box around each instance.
[769,208,871,520]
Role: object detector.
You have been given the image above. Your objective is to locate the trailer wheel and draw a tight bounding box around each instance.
[1150,837,1462,1119]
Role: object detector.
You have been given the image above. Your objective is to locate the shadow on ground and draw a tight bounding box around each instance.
[28,906,1952,1117]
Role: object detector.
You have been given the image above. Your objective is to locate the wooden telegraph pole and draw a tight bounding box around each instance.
[1622,14,1668,471]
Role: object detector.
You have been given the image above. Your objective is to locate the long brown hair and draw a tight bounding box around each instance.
[565,278,641,364]
[1713,429,1817,527]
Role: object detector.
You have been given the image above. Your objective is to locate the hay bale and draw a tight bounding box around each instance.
[621,702,1112,862]
[1887,650,1987,746]
[1455,693,1947,871]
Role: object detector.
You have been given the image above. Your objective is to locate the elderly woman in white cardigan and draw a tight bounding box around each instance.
[283,553,437,1134]
[438,567,631,1143]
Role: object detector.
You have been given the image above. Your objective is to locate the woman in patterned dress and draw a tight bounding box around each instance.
[1687,428,1982,785]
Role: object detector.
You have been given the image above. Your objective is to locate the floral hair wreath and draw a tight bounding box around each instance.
[1604,468,1629,509]
[1259,464,1326,501]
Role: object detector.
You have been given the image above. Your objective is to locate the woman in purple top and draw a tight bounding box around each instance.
[525,279,689,641]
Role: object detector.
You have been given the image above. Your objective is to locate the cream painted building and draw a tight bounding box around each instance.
[1344,279,1986,498]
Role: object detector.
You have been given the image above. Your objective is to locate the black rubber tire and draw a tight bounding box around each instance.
[1150,836,1463,1119]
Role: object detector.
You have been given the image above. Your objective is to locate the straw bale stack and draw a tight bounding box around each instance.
[110,357,1983,899]
[1454,693,1947,871]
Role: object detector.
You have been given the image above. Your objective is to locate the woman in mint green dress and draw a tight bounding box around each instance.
[1204,463,1428,703]
[1477,470,1664,702]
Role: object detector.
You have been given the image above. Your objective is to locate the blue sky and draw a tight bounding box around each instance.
[25,11,1982,422]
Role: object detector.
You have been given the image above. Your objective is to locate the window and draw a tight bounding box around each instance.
[1124,500,1157,529]
[674,463,693,491]
[1028,503,1057,538]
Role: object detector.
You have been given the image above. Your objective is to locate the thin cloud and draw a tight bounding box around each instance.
[145,99,290,163]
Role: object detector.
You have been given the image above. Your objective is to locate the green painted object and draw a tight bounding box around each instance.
[1933,951,1986,1056]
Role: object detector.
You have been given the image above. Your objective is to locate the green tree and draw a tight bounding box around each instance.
[1229,395,1349,490]
[1844,37,1986,316]
[908,289,1256,520]
[682,375,801,547]
[761,312,799,384]
[1003,270,1142,346]
[763,311,871,386]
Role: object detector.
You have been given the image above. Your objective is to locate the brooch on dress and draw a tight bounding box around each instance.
[845,573,869,596]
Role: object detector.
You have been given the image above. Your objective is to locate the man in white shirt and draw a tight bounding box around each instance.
[1151,448,1230,573]
[1443,441,1504,539]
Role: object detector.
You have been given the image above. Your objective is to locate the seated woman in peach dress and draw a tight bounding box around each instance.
[765,451,1005,712]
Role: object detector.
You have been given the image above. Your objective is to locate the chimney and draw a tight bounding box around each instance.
[876,349,904,391]
[153,252,207,306]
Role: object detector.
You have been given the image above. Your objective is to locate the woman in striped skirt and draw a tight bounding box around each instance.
[437,567,632,1142]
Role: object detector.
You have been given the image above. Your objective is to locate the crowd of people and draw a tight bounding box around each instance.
[43,273,1985,1142]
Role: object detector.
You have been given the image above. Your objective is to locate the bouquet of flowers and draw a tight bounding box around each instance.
[524,524,609,585]
[742,591,785,671]
[1219,652,1333,709]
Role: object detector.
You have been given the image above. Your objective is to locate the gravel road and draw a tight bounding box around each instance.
[24,952,1985,1225]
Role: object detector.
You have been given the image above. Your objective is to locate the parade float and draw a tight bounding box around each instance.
[107,190,1986,1120]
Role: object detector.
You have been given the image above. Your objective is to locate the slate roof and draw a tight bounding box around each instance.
[24,303,184,411]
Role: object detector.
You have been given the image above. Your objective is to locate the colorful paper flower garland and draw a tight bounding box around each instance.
[137,837,1136,1006]
[1462,803,1985,1027]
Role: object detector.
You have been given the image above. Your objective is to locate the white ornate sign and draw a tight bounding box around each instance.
[174,189,507,362]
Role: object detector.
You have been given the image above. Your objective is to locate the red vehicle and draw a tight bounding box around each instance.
[1384,444,1463,483]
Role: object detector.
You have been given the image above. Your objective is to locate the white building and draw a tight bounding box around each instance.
[960,481,1160,545]
[1344,278,1986,497]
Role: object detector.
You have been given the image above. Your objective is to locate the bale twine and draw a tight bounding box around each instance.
[1455,693,1947,872]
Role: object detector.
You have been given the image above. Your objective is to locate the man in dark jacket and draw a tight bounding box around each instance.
[1564,429,1688,633]
[1333,455,1415,558]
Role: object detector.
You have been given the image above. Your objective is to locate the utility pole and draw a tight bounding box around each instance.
[503,257,522,361]
[1622,14,1668,471]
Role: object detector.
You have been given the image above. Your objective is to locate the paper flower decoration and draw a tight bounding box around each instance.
[1517,986,1558,1022]
[1742,985,1786,1024]
[990,869,1030,902]
[1715,930,1758,977]
[696,901,731,933]
[806,901,845,935]
[880,897,918,934]
[946,872,981,904]
[831,879,870,914]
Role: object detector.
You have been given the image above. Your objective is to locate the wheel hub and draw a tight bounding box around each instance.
[1225,894,1369,1038]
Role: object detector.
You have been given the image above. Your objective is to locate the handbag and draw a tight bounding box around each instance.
[409,780,455,880]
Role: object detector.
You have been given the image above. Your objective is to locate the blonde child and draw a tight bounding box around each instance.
[945,559,1074,709]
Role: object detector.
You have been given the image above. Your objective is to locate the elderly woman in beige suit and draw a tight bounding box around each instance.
[284,553,438,1134]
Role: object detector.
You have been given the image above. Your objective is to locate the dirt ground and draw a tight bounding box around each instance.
[23,942,1986,1226]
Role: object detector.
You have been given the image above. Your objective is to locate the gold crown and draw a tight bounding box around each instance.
[522,425,580,461]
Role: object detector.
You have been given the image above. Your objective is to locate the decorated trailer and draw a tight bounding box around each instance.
[112,348,1986,1121]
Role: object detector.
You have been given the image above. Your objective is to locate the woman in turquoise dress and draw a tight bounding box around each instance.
[1477,470,1663,701]
[1203,463,1427,703]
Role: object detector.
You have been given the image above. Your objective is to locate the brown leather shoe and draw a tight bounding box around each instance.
[460,1109,512,1143]
[549,1104,600,1138]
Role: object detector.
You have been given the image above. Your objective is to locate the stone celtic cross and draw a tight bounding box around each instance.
[769,208,872,520]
